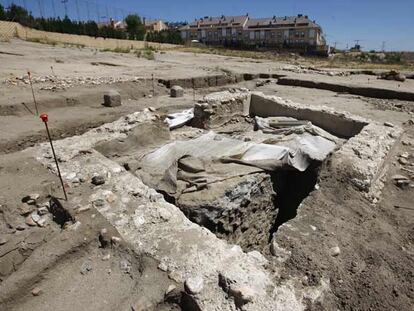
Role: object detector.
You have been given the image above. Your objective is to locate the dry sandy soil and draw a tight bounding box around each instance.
[0,39,413,311]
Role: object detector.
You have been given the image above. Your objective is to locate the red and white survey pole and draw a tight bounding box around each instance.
[40,113,68,201]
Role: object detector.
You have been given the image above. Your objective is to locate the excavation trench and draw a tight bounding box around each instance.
[159,161,321,252]
[95,91,365,253]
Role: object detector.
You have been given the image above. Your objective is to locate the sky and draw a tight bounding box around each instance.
[2,0,414,51]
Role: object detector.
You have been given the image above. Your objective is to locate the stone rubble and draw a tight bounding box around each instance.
[3,74,144,91]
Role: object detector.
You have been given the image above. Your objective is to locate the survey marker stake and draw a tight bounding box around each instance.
[28,71,39,116]
[40,113,68,201]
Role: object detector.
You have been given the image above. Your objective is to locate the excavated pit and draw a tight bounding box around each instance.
[269,163,320,239]
[94,90,373,254]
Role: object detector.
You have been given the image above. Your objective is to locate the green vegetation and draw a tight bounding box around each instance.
[0,4,183,45]
[135,47,156,60]
[124,14,146,40]
[0,4,5,20]
[146,29,183,45]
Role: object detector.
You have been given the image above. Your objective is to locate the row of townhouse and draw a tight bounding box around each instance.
[180,14,326,49]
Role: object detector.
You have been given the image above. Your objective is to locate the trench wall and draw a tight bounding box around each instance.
[277,77,414,101]
[248,92,402,198]
[249,93,368,138]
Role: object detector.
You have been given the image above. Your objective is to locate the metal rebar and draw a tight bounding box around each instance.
[44,121,68,201]
[28,72,39,116]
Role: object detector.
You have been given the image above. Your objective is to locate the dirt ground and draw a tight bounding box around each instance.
[0,39,413,310]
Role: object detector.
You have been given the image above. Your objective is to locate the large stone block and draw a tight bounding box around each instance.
[170,85,184,98]
[103,90,121,107]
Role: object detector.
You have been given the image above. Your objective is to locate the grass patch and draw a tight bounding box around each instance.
[135,47,155,60]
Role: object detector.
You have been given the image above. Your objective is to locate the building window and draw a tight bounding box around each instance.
[309,29,315,38]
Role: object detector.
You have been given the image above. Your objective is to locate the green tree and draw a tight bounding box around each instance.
[7,4,30,24]
[0,4,5,20]
[124,14,145,40]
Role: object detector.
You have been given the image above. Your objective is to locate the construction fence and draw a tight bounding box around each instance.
[0,21,178,50]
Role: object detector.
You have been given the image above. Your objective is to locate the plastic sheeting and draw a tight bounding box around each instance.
[139,130,336,175]
[164,108,194,130]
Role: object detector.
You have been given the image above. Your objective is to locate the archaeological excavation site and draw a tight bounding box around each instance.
[0,38,413,311]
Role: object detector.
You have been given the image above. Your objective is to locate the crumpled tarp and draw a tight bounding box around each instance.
[135,130,337,193]
[164,108,194,130]
[254,116,340,143]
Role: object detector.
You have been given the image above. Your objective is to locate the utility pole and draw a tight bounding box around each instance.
[96,1,100,23]
[62,0,68,17]
[86,0,90,20]
[51,0,56,18]
[381,41,386,52]
[37,0,44,18]
[75,0,80,21]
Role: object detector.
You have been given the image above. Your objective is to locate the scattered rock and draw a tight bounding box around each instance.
[103,90,122,107]
[170,85,184,98]
[380,70,406,82]
[111,236,122,245]
[384,122,394,128]
[396,179,410,189]
[77,205,91,212]
[184,276,204,295]
[37,206,49,215]
[392,174,410,188]
[119,259,131,274]
[91,175,105,186]
[18,204,36,216]
[400,152,409,159]
[80,260,93,274]
[16,224,26,231]
[37,216,48,227]
[330,246,341,257]
[92,199,105,207]
[228,285,255,307]
[22,193,40,203]
[0,237,8,245]
[392,174,409,181]
[31,287,42,296]
[31,213,41,223]
[99,228,110,248]
[102,253,111,261]
[105,192,117,203]
[399,158,408,165]
[25,215,37,227]
[165,284,177,295]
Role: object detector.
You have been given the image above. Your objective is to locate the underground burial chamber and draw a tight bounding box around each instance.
[95,89,387,254]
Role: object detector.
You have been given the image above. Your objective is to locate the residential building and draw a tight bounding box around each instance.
[143,18,168,32]
[180,14,325,50]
